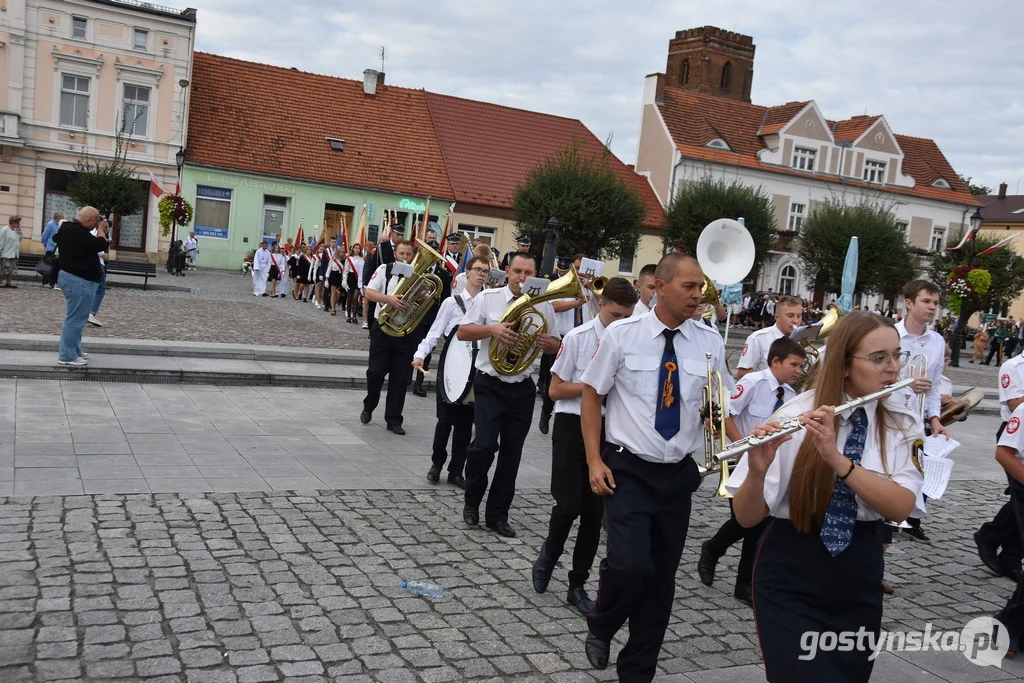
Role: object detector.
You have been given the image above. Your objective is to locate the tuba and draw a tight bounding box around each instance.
[790,304,843,392]
[378,242,444,337]
[489,267,584,375]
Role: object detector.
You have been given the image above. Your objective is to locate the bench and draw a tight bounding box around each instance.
[17,253,157,289]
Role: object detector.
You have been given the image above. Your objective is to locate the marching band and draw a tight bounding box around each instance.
[254,215,1003,682]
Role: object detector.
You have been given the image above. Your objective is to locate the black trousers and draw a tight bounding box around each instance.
[705,500,768,590]
[538,352,556,416]
[999,480,1024,636]
[587,446,700,683]
[431,389,474,475]
[42,250,60,286]
[978,422,1024,573]
[544,413,605,588]
[363,326,415,426]
[464,373,535,525]
[755,519,883,683]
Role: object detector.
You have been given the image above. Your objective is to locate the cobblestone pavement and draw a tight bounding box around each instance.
[3,269,372,351]
[2,378,1024,680]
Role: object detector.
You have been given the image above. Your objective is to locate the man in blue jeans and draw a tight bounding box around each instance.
[53,207,108,367]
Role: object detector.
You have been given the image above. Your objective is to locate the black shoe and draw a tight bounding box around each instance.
[697,540,717,587]
[487,520,516,538]
[532,545,556,594]
[733,584,753,607]
[584,631,610,670]
[975,531,1002,576]
[567,586,596,615]
[539,412,550,435]
[426,465,441,484]
[387,424,406,436]
[447,473,466,489]
[1009,568,1023,584]
[360,411,371,424]
[901,526,931,543]
[463,507,479,526]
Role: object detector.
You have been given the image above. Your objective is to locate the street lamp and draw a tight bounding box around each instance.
[540,217,560,278]
[175,147,186,181]
[950,205,985,367]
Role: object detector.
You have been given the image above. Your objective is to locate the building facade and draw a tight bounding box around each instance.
[0,0,195,257]
[635,26,979,307]
[977,183,1024,321]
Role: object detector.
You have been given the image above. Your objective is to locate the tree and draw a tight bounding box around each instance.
[928,231,1024,328]
[67,128,145,221]
[662,175,774,274]
[511,142,646,260]
[958,174,992,196]
[797,197,913,302]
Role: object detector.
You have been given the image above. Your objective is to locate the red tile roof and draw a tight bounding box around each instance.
[424,92,664,228]
[656,84,978,207]
[187,52,663,229]
[187,53,454,199]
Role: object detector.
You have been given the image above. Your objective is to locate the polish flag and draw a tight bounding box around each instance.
[148,169,167,198]
[978,232,1023,256]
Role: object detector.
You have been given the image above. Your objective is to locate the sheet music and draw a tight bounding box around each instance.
[921,455,953,499]
[923,435,960,459]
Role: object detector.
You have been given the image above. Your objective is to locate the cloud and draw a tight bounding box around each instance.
[186,0,1024,193]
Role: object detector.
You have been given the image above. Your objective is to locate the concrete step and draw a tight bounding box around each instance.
[0,350,416,390]
[0,334,367,366]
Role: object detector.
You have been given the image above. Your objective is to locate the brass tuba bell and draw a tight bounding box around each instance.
[791,304,843,392]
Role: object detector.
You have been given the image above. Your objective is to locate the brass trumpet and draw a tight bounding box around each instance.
[907,341,928,421]
[698,352,731,498]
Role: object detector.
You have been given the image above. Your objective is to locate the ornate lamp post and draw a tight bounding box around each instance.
[949,206,985,367]
[540,216,560,278]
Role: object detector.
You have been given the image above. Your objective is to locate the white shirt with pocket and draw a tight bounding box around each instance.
[729,368,796,438]
[737,324,784,373]
[551,317,605,416]
[459,285,557,383]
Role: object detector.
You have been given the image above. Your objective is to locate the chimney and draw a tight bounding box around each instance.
[362,69,379,97]
[376,71,385,86]
[999,182,1008,199]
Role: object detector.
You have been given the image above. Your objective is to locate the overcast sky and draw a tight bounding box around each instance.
[185,0,1023,195]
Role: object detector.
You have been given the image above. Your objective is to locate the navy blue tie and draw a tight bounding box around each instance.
[655,329,680,440]
[773,386,786,412]
[820,407,867,556]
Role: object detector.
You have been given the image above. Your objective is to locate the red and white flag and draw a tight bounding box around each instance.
[978,232,1023,256]
[946,226,978,251]
[147,169,167,198]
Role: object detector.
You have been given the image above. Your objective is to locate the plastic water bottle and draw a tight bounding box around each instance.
[402,580,444,598]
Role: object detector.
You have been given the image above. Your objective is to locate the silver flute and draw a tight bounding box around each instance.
[715,377,914,464]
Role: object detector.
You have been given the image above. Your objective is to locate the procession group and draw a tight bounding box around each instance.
[248,219,1024,681]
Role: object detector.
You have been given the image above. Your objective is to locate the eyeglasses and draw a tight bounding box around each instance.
[468,267,489,275]
[849,351,911,369]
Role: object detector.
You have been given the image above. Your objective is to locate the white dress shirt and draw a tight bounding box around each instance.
[632,299,650,317]
[327,257,344,276]
[581,310,730,463]
[342,255,364,289]
[555,293,593,337]
[459,285,558,383]
[729,368,796,437]
[415,290,476,360]
[999,355,1024,421]
[270,252,287,275]
[366,262,407,322]
[895,320,945,421]
[452,272,468,296]
[551,317,605,416]
[726,390,925,520]
[737,324,784,373]
[998,403,1024,462]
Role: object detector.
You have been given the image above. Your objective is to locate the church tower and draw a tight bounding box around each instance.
[664,27,755,103]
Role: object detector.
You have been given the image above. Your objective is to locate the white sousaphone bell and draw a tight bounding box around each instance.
[696,218,756,286]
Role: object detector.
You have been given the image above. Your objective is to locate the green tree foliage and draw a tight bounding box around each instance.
[662,175,774,272]
[68,129,145,221]
[928,231,1024,325]
[958,174,992,196]
[511,143,646,261]
[797,197,913,300]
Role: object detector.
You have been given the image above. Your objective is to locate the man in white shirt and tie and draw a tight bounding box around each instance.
[579,253,730,679]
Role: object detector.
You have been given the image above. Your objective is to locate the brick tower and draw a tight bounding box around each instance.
[664,27,755,103]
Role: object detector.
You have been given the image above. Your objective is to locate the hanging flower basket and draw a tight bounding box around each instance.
[946,266,991,315]
[158,194,194,237]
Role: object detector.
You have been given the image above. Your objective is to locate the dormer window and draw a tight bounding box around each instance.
[326,137,344,152]
[863,160,886,184]
[792,147,816,172]
[705,138,731,151]
[931,178,951,189]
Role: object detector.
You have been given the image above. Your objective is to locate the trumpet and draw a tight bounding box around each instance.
[712,378,914,467]
[698,352,731,498]
[907,341,927,421]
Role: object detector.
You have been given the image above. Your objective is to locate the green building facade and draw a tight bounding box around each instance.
[179,165,446,271]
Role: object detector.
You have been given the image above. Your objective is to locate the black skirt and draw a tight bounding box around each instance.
[346,272,359,292]
[267,265,280,281]
[754,518,883,683]
[328,271,343,288]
